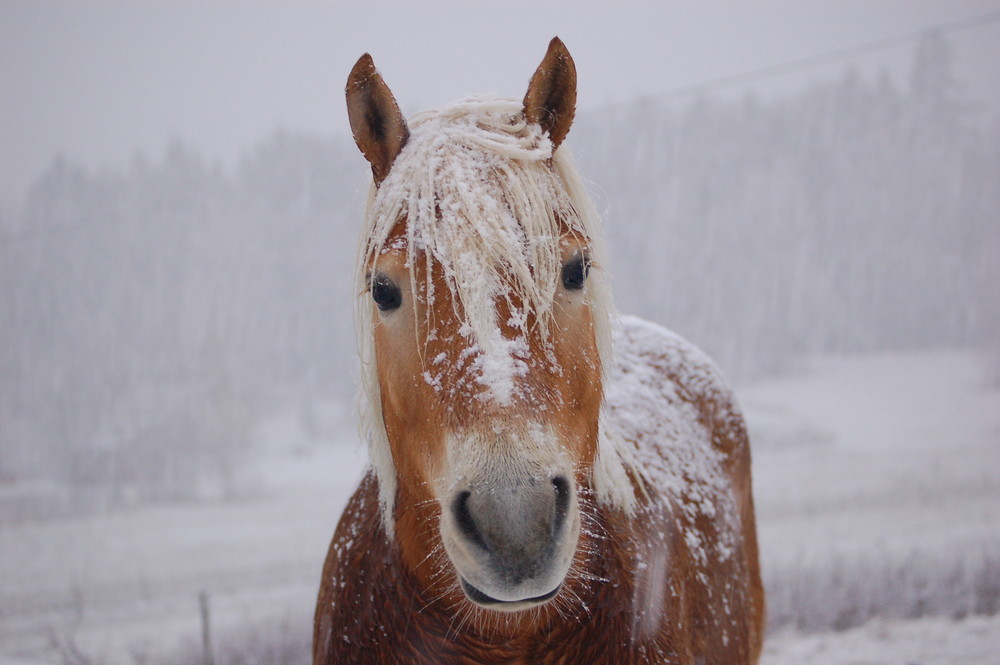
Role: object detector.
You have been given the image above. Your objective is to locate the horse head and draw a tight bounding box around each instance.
[345,38,618,613]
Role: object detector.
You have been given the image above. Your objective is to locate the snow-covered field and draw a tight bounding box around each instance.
[2,349,998,664]
[746,351,1000,663]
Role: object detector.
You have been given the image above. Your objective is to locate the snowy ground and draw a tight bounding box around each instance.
[745,351,1000,663]
[1,349,998,664]
[763,613,1000,665]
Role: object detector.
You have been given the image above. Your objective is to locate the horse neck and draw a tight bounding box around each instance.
[317,472,742,664]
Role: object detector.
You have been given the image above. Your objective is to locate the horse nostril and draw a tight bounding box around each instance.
[552,476,571,536]
[453,490,488,551]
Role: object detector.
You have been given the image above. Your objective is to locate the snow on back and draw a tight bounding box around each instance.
[354,96,616,532]
[602,316,743,563]
[596,315,751,643]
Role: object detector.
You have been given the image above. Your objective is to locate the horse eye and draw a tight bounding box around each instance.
[561,254,590,291]
[371,273,402,311]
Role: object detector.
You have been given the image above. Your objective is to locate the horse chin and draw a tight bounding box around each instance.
[459,577,562,612]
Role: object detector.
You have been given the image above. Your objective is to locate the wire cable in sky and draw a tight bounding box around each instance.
[651,8,1000,102]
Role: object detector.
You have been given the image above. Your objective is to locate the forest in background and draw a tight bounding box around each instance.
[1,32,997,508]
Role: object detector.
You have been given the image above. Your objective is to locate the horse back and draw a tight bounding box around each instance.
[602,314,765,662]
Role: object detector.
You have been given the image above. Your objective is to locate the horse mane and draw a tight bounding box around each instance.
[352,96,635,535]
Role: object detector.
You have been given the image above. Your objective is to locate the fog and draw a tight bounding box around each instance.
[1,2,999,663]
[3,0,999,209]
[3,3,996,501]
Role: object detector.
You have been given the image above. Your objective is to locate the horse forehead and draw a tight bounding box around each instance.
[409,271,551,406]
[401,231,589,347]
[423,281,538,353]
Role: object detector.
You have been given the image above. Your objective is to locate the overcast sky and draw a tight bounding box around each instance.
[2,0,998,211]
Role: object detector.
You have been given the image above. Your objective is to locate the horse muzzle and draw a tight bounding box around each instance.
[440,473,579,611]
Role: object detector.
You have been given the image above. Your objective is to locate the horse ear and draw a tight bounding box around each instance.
[523,37,577,151]
[346,54,409,186]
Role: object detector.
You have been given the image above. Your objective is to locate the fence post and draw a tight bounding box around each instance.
[199,590,215,665]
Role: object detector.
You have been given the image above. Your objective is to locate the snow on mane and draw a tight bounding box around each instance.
[353,96,621,533]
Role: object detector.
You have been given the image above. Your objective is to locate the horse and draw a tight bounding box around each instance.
[314,38,765,665]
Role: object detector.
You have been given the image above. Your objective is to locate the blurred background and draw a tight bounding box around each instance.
[1,2,998,664]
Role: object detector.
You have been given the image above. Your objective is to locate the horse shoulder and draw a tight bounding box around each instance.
[313,471,402,665]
